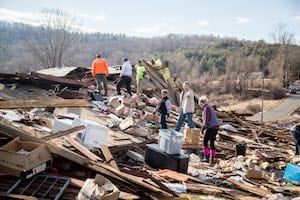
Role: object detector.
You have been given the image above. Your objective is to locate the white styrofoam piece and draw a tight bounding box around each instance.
[0,110,22,121]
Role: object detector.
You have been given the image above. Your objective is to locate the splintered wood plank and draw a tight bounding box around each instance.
[0,99,90,109]
[41,125,85,140]
[0,191,38,200]
[66,137,102,162]
[55,107,143,148]
[90,162,173,198]
[227,179,272,197]
[119,191,140,200]
[100,144,119,170]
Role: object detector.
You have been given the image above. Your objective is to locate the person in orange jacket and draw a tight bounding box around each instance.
[92,54,109,96]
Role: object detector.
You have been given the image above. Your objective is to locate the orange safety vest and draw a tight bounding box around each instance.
[92,58,109,77]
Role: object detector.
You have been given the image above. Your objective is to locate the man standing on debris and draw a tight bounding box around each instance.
[154,89,172,129]
[291,123,300,155]
[136,60,146,95]
[175,81,195,131]
[117,58,132,96]
[199,96,220,164]
[92,54,109,96]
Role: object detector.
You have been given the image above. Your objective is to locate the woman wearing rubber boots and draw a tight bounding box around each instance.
[199,96,220,164]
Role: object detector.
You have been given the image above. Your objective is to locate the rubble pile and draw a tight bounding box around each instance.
[0,61,299,200]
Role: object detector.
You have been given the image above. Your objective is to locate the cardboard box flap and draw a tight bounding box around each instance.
[0,137,52,173]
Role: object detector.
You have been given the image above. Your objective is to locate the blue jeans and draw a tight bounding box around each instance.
[291,130,300,155]
[160,114,167,129]
[175,111,195,131]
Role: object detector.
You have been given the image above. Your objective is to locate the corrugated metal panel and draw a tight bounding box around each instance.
[36,67,78,77]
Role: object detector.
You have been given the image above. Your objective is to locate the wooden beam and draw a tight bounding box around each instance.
[142,60,179,106]
[100,144,119,170]
[143,60,168,88]
[0,118,89,166]
[41,125,85,141]
[0,192,38,200]
[91,162,173,198]
[0,118,173,198]
[0,99,90,109]
[67,137,102,162]
[227,179,272,197]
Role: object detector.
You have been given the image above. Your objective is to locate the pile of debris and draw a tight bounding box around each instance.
[0,61,299,200]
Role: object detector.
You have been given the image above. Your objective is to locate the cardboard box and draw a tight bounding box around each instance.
[137,102,146,109]
[122,99,137,108]
[184,128,200,145]
[0,137,52,178]
[246,170,263,179]
[108,97,121,108]
[148,126,159,135]
[144,112,157,122]
[119,117,135,130]
[78,177,120,200]
[115,104,126,115]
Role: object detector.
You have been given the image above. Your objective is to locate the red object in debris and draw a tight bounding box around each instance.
[148,97,159,106]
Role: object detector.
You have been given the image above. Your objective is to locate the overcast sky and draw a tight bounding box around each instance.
[0,0,300,44]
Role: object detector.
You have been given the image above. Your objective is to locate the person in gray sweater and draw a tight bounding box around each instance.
[116,57,132,96]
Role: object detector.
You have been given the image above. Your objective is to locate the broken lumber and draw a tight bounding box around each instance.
[100,144,119,170]
[67,137,102,162]
[91,162,173,198]
[0,119,174,198]
[227,179,273,197]
[142,60,179,105]
[0,99,90,109]
[0,118,89,165]
[0,191,38,200]
[31,72,85,89]
[41,125,85,141]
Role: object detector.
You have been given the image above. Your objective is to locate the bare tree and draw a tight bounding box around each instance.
[270,22,295,88]
[25,8,79,68]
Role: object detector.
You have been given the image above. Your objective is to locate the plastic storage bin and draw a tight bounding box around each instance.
[158,129,183,155]
[283,163,300,183]
[52,113,80,133]
[79,119,109,149]
[145,144,189,173]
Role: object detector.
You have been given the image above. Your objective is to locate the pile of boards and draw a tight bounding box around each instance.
[0,61,299,200]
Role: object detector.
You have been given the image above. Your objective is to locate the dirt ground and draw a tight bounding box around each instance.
[211,94,285,115]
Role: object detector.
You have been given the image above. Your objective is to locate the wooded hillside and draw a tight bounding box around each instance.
[0,21,299,82]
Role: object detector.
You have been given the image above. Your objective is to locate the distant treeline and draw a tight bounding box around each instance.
[0,21,299,81]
